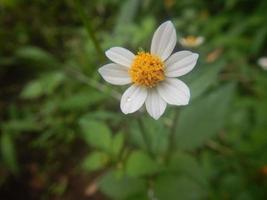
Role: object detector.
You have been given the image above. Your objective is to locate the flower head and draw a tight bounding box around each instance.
[179,35,204,48]
[258,57,267,70]
[99,21,199,120]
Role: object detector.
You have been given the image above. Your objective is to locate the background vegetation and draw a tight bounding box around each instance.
[1,0,267,199]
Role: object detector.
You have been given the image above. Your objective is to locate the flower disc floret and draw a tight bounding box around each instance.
[129,52,165,87]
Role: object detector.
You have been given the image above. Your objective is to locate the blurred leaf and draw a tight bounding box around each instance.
[40,72,64,95]
[176,84,236,150]
[82,151,109,172]
[186,60,225,100]
[0,0,18,7]
[79,120,112,151]
[0,133,19,174]
[99,170,146,200]
[79,111,122,128]
[15,46,59,67]
[20,80,43,99]
[125,150,159,177]
[60,91,104,111]
[2,118,39,132]
[167,152,207,187]
[81,111,118,120]
[154,175,206,200]
[129,117,168,155]
[131,17,155,47]
[115,0,140,33]
[49,178,68,196]
[250,26,267,55]
[111,132,124,158]
[21,71,64,99]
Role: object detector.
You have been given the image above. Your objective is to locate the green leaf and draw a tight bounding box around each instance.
[111,132,124,158]
[15,46,59,68]
[186,60,225,100]
[79,120,112,152]
[21,72,64,99]
[2,118,39,132]
[250,26,267,54]
[126,150,160,177]
[99,170,146,200]
[129,117,168,155]
[60,91,104,111]
[82,151,109,172]
[40,72,64,95]
[0,133,19,174]
[115,0,140,33]
[154,175,206,200]
[176,84,236,150]
[81,111,119,120]
[167,152,207,187]
[20,80,43,99]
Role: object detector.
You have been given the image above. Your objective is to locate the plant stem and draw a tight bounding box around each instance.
[65,67,121,100]
[166,109,180,162]
[137,117,154,157]
[75,0,104,59]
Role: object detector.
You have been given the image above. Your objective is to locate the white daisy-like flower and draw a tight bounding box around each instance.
[258,57,267,70]
[179,35,204,48]
[98,21,199,120]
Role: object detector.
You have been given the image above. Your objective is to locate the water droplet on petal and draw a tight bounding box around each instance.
[127,97,131,102]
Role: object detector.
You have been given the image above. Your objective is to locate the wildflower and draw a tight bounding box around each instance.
[179,35,204,48]
[257,57,267,70]
[206,48,222,63]
[259,165,267,177]
[164,0,175,9]
[99,21,199,119]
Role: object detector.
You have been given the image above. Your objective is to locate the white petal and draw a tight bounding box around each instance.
[98,63,131,85]
[165,51,199,77]
[150,21,177,61]
[120,85,147,114]
[105,47,135,67]
[145,89,167,120]
[157,78,190,106]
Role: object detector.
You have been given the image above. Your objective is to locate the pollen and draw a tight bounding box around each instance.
[129,52,165,87]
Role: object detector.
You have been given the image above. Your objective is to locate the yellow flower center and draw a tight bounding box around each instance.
[129,52,165,87]
[185,36,198,44]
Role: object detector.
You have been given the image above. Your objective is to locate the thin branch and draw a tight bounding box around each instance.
[165,109,180,162]
[65,67,121,100]
[137,117,154,157]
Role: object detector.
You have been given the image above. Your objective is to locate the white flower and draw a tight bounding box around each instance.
[98,21,199,120]
[179,36,204,48]
[258,57,267,70]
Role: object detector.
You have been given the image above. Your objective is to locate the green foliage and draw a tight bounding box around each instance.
[176,83,236,150]
[111,132,124,158]
[166,152,207,187]
[129,117,169,155]
[154,175,205,200]
[0,133,19,174]
[21,72,64,99]
[79,120,112,152]
[59,91,105,111]
[15,46,59,68]
[82,151,109,172]
[125,150,160,177]
[186,60,225,100]
[99,170,146,200]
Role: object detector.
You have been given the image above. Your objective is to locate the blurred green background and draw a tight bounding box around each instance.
[1,0,267,199]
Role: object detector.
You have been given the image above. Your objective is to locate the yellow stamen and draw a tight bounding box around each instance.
[129,52,165,87]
